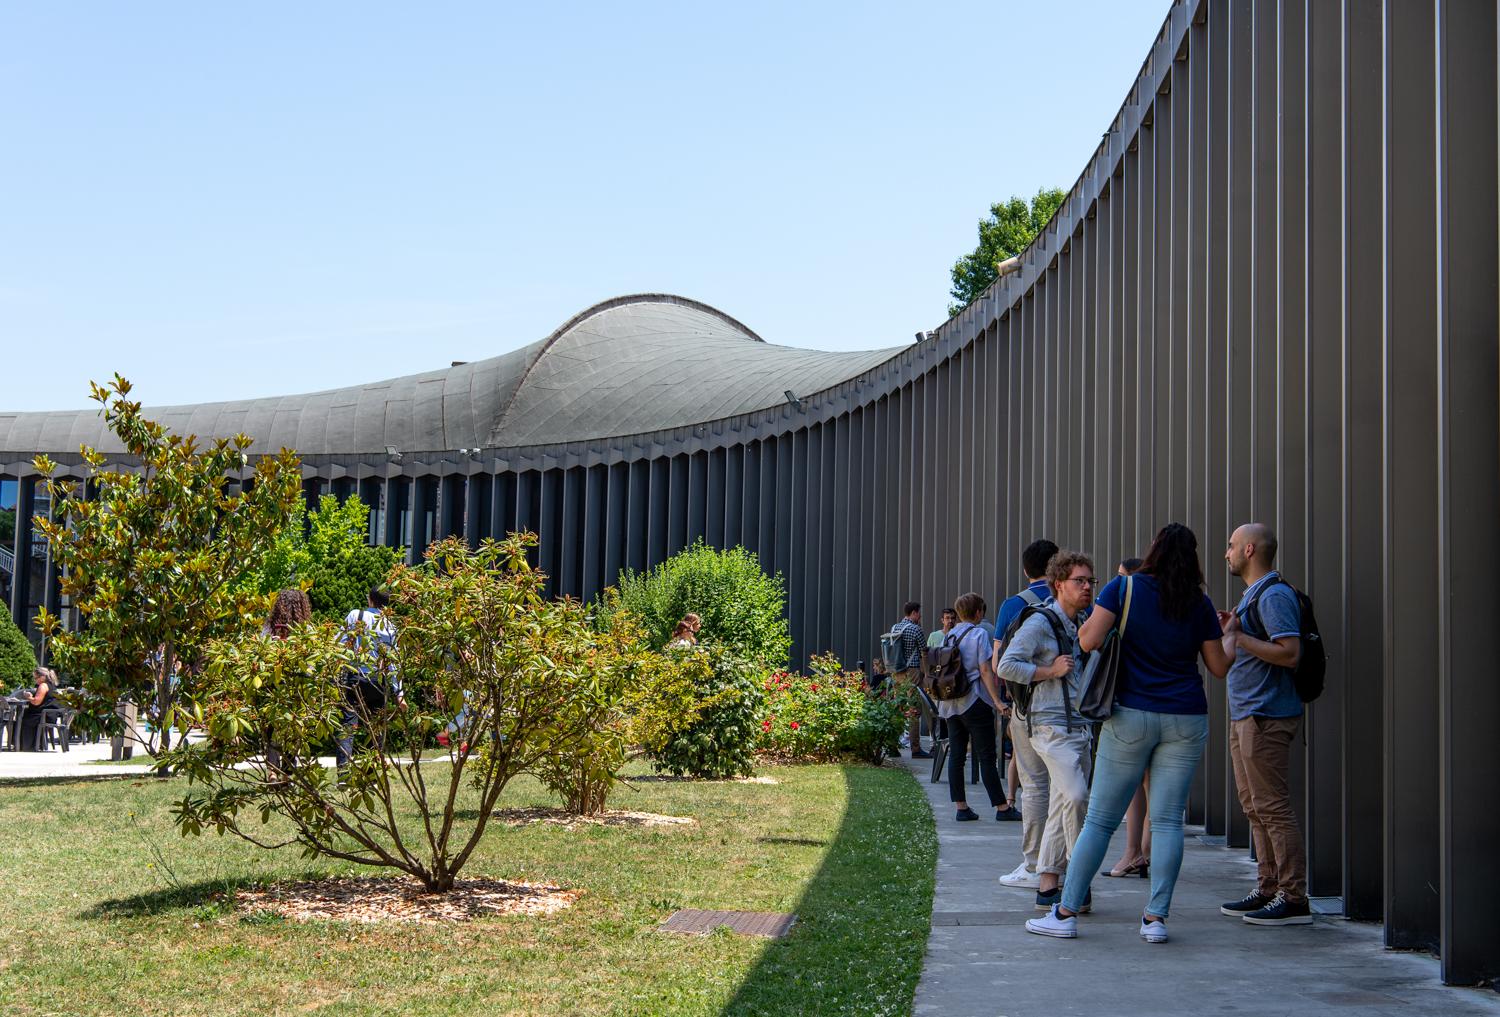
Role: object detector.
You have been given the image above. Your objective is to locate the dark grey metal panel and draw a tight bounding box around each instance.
[1435,0,1500,983]
[1381,0,1440,953]
[1341,0,1386,923]
[1303,0,1345,901]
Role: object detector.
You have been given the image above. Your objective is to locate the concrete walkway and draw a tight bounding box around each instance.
[899,756,1500,1017]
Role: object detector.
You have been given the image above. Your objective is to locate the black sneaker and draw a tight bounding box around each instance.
[1037,888,1091,913]
[995,806,1022,821]
[955,807,979,821]
[1221,891,1274,917]
[912,749,933,759]
[1242,893,1313,926]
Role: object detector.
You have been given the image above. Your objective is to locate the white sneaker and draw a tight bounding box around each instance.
[999,861,1041,888]
[1025,904,1078,939]
[1139,916,1168,943]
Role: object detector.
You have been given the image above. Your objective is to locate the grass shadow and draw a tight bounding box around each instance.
[719,763,937,1016]
[83,877,260,919]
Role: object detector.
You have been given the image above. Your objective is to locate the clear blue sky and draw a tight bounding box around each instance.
[3,1,1168,412]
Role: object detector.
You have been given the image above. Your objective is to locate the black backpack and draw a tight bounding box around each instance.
[1243,577,1327,703]
[921,624,982,701]
[999,605,1074,728]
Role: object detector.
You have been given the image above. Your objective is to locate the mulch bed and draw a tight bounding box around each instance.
[491,807,695,828]
[234,876,580,925]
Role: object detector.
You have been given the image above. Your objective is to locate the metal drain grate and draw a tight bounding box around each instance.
[660,909,797,938]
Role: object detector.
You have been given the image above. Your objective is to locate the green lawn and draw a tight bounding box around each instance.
[0,761,935,1017]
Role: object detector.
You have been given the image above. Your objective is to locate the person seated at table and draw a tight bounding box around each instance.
[19,666,61,749]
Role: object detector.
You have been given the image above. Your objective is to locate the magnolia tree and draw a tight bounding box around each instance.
[33,376,301,754]
[166,534,635,892]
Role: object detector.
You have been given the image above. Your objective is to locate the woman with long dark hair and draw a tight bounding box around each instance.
[1026,523,1234,945]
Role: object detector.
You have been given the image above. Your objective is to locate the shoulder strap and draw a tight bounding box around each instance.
[1244,575,1291,639]
[1040,608,1072,657]
[1019,588,1043,607]
[1118,575,1135,637]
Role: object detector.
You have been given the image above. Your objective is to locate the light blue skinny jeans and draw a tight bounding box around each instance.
[1061,706,1209,920]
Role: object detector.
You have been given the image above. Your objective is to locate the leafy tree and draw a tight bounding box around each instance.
[248,495,400,620]
[0,610,37,690]
[168,534,628,892]
[948,187,1066,315]
[32,375,303,755]
[605,541,791,670]
[0,506,14,547]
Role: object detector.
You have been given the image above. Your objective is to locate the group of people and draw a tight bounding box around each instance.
[888,521,1311,944]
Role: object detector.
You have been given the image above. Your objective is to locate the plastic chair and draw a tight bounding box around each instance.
[0,702,20,751]
[36,707,75,751]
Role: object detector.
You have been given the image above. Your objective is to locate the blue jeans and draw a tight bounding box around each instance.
[1061,706,1209,919]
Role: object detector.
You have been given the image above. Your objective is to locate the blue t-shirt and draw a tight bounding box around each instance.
[994,579,1052,644]
[1096,574,1221,715]
[1228,573,1303,721]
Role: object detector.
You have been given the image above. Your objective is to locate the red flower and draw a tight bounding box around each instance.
[810,683,819,692]
[789,721,800,730]
[761,720,772,731]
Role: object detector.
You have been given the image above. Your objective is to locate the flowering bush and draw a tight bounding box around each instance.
[758,654,908,764]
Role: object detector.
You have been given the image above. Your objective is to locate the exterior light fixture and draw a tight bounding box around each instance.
[385,445,403,462]
[784,390,805,410]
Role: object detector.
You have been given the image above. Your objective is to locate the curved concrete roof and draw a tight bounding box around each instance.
[0,294,900,458]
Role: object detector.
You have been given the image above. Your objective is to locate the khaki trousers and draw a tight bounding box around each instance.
[1029,723,1093,876]
[1009,714,1049,871]
[1229,715,1307,904]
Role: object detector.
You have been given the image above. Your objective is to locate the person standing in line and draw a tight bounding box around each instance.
[927,607,958,649]
[890,602,931,759]
[992,538,1060,888]
[1026,523,1234,944]
[997,550,1100,912]
[1105,556,1153,879]
[1218,523,1312,926]
[938,593,1009,822]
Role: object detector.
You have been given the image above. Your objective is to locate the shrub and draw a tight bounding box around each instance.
[635,645,766,780]
[534,607,648,815]
[0,610,37,690]
[167,534,618,892]
[759,654,908,765]
[605,541,791,669]
[247,495,401,621]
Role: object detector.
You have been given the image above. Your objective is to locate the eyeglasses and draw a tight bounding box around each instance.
[1063,577,1099,588]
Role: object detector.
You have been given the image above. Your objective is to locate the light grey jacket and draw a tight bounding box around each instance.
[996,602,1086,730]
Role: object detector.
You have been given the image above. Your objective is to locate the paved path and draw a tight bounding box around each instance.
[898,756,1500,1017]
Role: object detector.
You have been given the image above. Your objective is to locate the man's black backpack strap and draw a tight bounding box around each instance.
[1001,606,1073,734]
[1243,577,1327,703]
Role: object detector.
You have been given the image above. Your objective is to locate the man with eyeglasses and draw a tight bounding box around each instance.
[993,538,1060,887]
[997,550,1099,912]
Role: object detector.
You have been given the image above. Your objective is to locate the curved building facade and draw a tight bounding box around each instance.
[3,0,1499,985]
